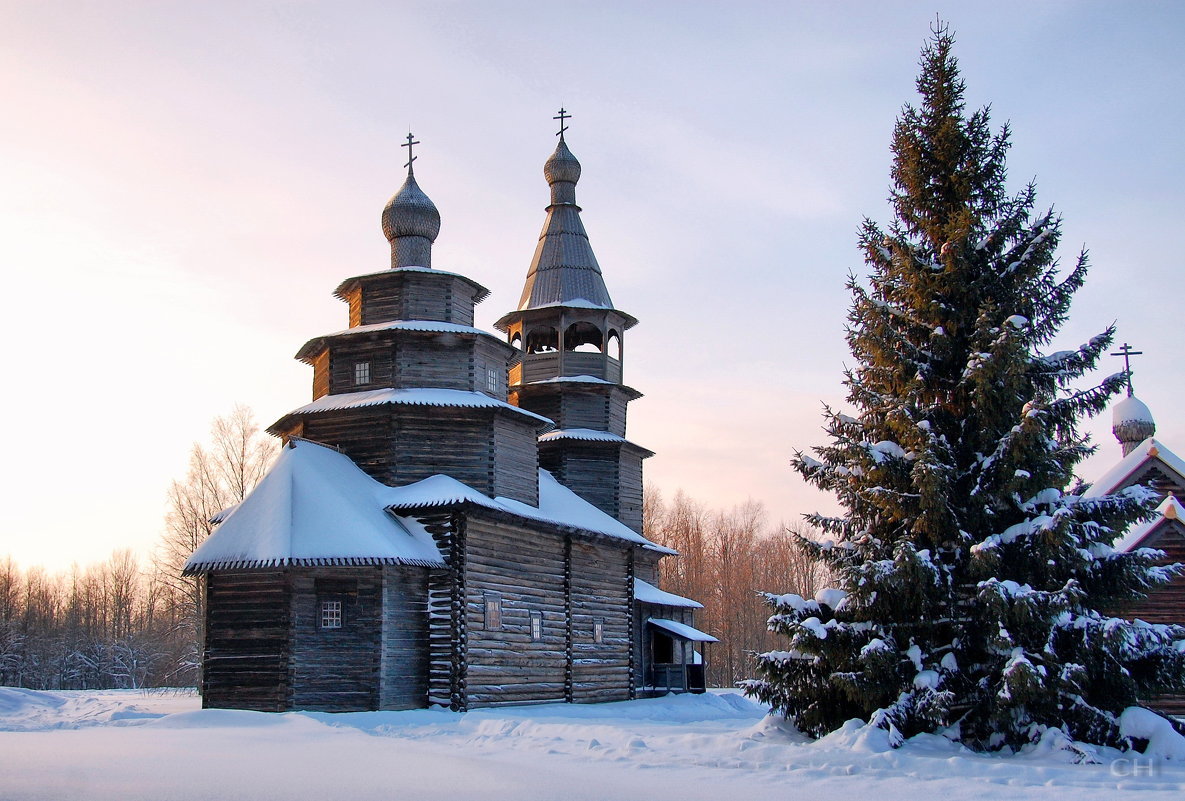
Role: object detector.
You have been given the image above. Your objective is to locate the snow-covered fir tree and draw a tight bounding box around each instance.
[744,24,1185,751]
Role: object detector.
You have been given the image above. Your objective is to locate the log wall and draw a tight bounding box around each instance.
[463,516,568,706]
[203,570,290,712]
[379,564,431,710]
[492,415,540,505]
[569,541,633,703]
[289,568,382,712]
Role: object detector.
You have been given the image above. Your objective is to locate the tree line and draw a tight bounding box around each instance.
[1,404,822,692]
[0,406,275,691]
[644,488,825,688]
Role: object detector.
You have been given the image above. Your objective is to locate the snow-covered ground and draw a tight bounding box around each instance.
[1,688,1182,800]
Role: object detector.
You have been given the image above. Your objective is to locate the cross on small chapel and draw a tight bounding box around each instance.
[402,132,420,173]
[1110,342,1143,396]
[554,108,571,141]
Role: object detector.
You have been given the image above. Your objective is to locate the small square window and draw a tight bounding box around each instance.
[484,592,502,631]
[354,362,371,385]
[486,367,499,393]
[530,610,543,641]
[593,618,604,644]
[320,600,342,629]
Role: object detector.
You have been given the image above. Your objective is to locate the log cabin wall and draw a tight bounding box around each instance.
[379,565,431,710]
[203,570,291,712]
[634,550,661,585]
[396,335,475,391]
[463,515,568,706]
[344,273,480,328]
[491,415,540,505]
[289,568,383,712]
[569,540,633,703]
[474,337,512,402]
[328,339,395,395]
[312,351,331,400]
[300,407,394,484]
[539,444,621,523]
[616,448,645,533]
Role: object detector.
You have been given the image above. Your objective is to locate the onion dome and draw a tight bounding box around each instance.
[544,138,582,200]
[381,139,440,269]
[1113,394,1156,456]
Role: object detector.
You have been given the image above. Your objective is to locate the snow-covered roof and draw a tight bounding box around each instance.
[270,388,554,432]
[184,440,446,574]
[332,266,490,303]
[539,428,628,444]
[1115,495,1185,552]
[1113,394,1155,427]
[647,618,718,643]
[529,375,613,385]
[634,579,703,608]
[1084,437,1185,498]
[383,470,675,553]
[296,320,509,361]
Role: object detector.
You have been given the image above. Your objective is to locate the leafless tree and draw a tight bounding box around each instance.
[153,405,276,686]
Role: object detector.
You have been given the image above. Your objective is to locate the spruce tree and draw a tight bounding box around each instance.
[744,24,1185,751]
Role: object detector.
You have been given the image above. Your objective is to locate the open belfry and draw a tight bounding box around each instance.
[185,115,715,712]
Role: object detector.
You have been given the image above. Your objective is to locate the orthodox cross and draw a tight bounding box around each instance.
[1110,342,1143,396]
[402,132,420,174]
[554,108,571,141]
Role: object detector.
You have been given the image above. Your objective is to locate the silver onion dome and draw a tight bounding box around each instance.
[382,170,440,269]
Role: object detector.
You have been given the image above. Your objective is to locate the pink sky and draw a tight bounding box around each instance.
[3,1,1183,570]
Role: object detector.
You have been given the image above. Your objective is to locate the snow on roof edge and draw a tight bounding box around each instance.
[1085,438,1185,498]
[1114,495,1185,552]
[634,578,703,608]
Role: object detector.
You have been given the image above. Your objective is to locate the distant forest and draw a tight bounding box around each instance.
[0,407,823,692]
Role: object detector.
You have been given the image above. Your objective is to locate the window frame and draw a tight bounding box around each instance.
[483,591,503,631]
[354,361,371,385]
[530,610,543,641]
[319,598,344,630]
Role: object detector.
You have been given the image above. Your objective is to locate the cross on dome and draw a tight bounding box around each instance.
[402,131,420,174]
[1110,342,1144,396]
[554,108,571,141]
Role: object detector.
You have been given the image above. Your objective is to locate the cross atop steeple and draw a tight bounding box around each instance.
[553,108,571,141]
[402,131,420,175]
[1111,342,1144,396]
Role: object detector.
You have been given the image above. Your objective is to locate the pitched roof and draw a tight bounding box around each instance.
[647,617,718,643]
[384,470,674,552]
[184,440,446,574]
[295,320,509,362]
[268,387,554,434]
[1115,495,1185,552]
[186,440,675,574]
[634,579,703,608]
[1083,437,1185,498]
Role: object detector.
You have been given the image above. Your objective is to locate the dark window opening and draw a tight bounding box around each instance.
[652,632,674,663]
[525,327,558,354]
[564,321,603,353]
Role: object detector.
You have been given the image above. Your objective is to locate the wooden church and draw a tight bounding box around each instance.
[1086,382,1185,714]
[184,119,715,712]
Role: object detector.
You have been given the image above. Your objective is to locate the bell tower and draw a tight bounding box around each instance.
[496,112,652,532]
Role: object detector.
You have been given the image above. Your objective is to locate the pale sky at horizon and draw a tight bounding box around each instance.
[3,1,1184,572]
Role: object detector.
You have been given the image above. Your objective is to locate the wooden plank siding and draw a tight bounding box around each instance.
[289,569,382,712]
[203,571,290,712]
[539,441,647,533]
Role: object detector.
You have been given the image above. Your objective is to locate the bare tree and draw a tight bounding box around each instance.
[154,405,277,686]
[646,488,826,687]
